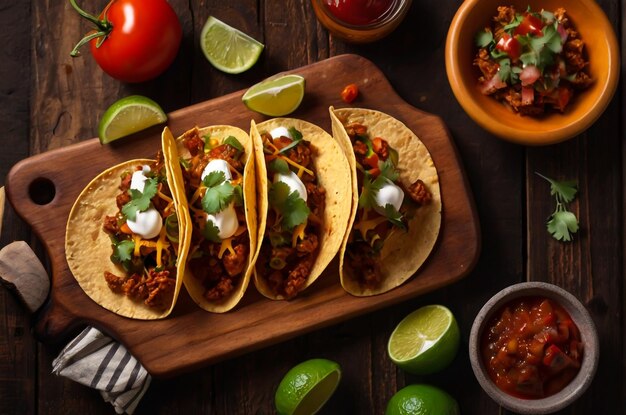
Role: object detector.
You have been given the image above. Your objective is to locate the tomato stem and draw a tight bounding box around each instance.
[69,0,112,57]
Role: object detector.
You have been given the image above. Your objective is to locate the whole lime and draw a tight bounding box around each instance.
[385,384,460,415]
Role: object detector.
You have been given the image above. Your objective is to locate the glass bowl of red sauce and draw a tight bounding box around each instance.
[311,0,412,43]
[469,282,599,414]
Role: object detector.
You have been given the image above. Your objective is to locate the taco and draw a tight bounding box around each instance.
[329,107,442,296]
[251,118,352,300]
[168,125,257,312]
[65,127,191,319]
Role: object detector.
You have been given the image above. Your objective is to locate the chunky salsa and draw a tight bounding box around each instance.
[343,123,432,289]
[180,128,249,302]
[481,296,583,399]
[102,153,179,310]
[474,6,592,115]
[257,128,326,299]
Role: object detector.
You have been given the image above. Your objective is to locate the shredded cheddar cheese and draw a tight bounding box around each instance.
[353,216,388,239]
[292,221,307,247]
[218,237,236,259]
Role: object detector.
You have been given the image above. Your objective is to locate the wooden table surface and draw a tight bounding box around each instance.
[0,1,623,414]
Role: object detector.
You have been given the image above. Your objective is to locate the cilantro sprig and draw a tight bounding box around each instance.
[201,171,237,214]
[278,127,304,154]
[537,173,579,241]
[358,159,405,229]
[203,220,221,243]
[122,178,158,221]
[269,181,310,231]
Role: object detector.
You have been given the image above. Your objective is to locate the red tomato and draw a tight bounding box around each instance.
[340,83,359,103]
[70,0,182,83]
[514,13,544,37]
[495,34,521,60]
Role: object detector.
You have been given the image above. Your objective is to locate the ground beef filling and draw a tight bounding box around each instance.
[181,128,249,302]
[102,154,177,310]
[258,132,325,299]
[344,123,432,289]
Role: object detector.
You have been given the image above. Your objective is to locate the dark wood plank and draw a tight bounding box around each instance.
[0,2,36,415]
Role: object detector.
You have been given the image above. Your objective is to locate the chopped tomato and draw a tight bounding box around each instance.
[495,34,521,60]
[371,137,384,154]
[520,65,541,86]
[556,87,572,112]
[362,152,379,170]
[120,222,133,234]
[340,83,359,103]
[514,13,544,37]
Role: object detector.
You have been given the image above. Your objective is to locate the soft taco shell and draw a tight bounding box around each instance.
[251,118,352,300]
[171,125,257,313]
[329,107,442,296]
[65,127,191,319]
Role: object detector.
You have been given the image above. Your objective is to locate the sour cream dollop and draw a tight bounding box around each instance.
[202,159,237,239]
[274,171,307,202]
[270,126,292,139]
[374,179,404,215]
[126,165,162,239]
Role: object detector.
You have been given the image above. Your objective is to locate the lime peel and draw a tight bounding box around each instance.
[98,95,167,144]
[275,358,341,415]
[242,74,305,116]
[387,305,460,375]
[200,16,264,74]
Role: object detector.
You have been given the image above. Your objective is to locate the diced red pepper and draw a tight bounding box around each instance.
[340,83,359,103]
[496,34,521,60]
[514,13,544,37]
[371,137,384,154]
[362,152,379,170]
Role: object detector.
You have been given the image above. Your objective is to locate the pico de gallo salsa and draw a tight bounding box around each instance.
[481,296,583,399]
[474,6,592,115]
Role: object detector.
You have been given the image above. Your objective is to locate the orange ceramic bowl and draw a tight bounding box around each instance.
[445,0,619,145]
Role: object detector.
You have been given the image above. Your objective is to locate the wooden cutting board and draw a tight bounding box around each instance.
[6,54,480,378]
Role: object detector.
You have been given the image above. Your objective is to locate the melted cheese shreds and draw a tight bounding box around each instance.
[218,237,236,259]
[292,222,307,247]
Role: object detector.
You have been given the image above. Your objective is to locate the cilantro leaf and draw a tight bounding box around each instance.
[359,173,384,209]
[547,211,579,241]
[379,159,399,182]
[475,29,493,48]
[288,127,303,141]
[537,173,577,203]
[269,182,310,231]
[202,182,235,214]
[111,239,135,263]
[121,178,158,221]
[537,172,579,241]
[383,204,406,231]
[203,220,221,243]
[223,135,244,152]
[202,171,226,188]
[269,158,290,175]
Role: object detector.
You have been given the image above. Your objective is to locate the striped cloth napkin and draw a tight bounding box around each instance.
[52,327,152,414]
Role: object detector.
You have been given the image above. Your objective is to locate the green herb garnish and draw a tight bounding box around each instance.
[537,173,579,241]
[269,181,310,231]
[278,128,304,154]
[269,158,290,175]
[223,135,244,153]
[203,220,221,243]
[121,178,158,221]
[201,171,235,214]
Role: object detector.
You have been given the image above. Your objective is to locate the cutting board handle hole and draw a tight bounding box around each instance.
[28,178,56,205]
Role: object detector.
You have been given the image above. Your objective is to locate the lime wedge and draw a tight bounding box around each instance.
[275,358,341,415]
[385,384,460,415]
[98,95,167,144]
[242,74,305,116]
[388,305,460,375]
[200,16,264,74]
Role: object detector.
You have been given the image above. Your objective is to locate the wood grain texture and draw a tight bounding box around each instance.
[6,54,479,377]
[0,0,623,413]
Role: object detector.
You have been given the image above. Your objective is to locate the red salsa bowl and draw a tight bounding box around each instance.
[470,282,598,414]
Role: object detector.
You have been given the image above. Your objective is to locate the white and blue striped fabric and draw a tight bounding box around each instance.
[52,327,151,414]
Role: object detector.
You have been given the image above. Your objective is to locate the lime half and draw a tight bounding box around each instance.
[385,384,460,415]
[275,358,341,415]
[242,74,305,116]
[388,305,460,375]
[200,16,264,74]
[98,95,167,144]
